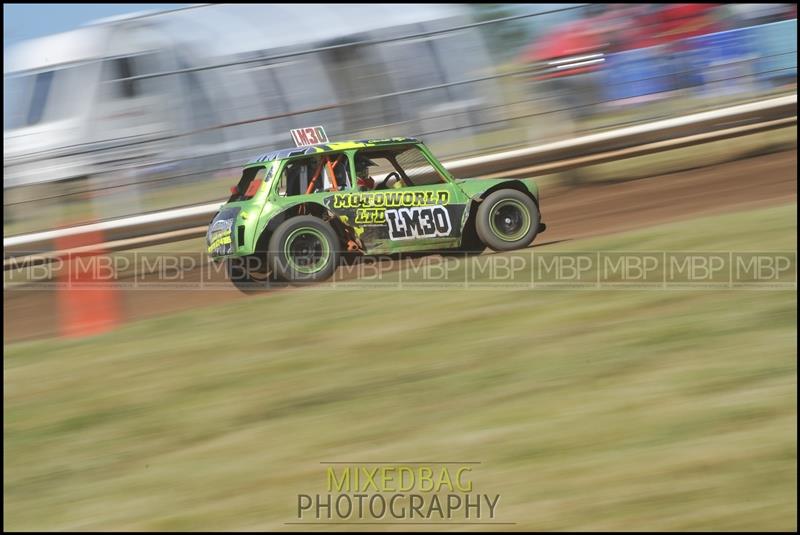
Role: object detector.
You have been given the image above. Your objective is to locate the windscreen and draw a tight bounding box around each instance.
[394,146,446,186]
[229,166,269,202]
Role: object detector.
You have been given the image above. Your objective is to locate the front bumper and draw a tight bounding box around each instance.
[206,207,242,257]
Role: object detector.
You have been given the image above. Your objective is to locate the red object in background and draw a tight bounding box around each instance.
[520,3,724,77]
[56,229,121,339]
[633,3,720,48]
[524,20,600,63]
[520,19,606,79]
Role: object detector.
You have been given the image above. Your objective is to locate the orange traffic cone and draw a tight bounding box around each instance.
[55,228,121,338]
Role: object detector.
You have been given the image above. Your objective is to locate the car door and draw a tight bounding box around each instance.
[325,145,469,254]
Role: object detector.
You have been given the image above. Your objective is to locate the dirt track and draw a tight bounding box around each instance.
[4,150,796,343]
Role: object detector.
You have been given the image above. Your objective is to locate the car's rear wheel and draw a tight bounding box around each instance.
[268,216,340,283]
[475,189,540,252]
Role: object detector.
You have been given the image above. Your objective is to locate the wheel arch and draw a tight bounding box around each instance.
[476,180,539,207]
[254,201,348,253]
[461,181,539,243]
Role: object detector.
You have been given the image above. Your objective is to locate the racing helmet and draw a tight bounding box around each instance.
[355,155,376,190]
[355,155,376,174]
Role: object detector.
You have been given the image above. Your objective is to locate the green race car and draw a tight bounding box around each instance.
[207,136,546,287]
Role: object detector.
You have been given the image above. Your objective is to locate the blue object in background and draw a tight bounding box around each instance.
[688,26,757,94]
[750,19,798,85]
[601,19,797,102]
[603,47,672,101]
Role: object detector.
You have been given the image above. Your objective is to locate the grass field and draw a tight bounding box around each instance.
[4,204,797,531]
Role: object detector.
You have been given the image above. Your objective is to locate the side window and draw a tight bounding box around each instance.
[278,159,311,197]
[395,147,447,186]
[104,57,137,99]
[353,146,448,190]
[357,155,395,179]
[102,53,158,99]
[27,70,55,126]
[278,154,351,197]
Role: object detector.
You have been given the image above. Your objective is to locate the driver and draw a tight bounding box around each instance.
[355,156,376,191]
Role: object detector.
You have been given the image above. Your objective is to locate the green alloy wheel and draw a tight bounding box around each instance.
[268,216,340,283]
[475,189,540,252]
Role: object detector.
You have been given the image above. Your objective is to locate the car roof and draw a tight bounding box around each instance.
[246,137,421,165]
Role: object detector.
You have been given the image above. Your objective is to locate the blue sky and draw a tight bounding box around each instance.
[3,4,190,49]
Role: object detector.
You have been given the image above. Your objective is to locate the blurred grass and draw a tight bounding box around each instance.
[4,204,797,531]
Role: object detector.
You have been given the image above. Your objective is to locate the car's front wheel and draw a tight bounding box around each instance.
[475,189,541,252]
[268,216,340,283]
[226,254,274,293]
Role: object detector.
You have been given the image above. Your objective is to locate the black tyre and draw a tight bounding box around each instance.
[226,254,276,293]
[268,216,340,283]
[475,189,540,252]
